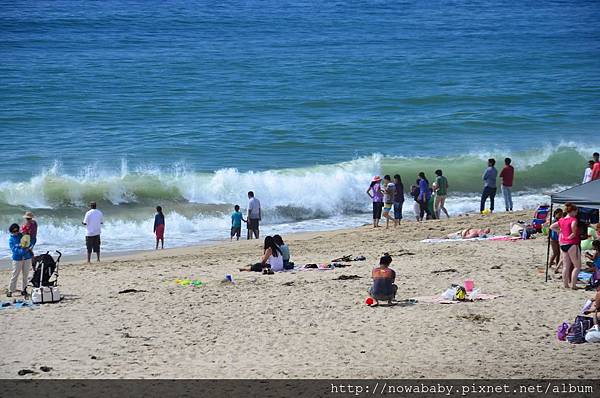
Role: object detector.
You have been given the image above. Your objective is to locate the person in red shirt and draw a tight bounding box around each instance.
[499,157,514,211]
[592,152,600,181]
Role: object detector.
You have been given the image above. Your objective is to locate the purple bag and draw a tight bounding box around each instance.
[557,322,570,341]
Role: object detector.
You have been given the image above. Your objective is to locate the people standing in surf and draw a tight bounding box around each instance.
[393,174,404,226]
[153,206,165,249]
[433,169,449,219]
[480,159,498,214]
[583,160,595,184]
[382,175,395,229]
[247,191,261,239]
[550,203,581,290]
[417,172,432,221]
[499,158,514,212]
[83,201,103,263]
[367,176,384,228]
[21,211,38,268]
[231,205,245,241]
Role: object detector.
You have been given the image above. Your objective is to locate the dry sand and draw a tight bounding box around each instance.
[0,211,595,378]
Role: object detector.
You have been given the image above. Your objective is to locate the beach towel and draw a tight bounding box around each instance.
[409,293,501,304]
[0,300,38,310]
[578,271,593,282]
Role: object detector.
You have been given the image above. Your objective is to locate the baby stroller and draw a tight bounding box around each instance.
[30,250,62,304]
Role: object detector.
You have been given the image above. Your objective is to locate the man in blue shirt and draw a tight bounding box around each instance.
[480,158,498,213]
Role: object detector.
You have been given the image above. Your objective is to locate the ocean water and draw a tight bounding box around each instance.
[1,1,599,258]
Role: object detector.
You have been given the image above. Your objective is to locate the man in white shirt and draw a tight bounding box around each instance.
[83,201,103,263]
[246,191,261,240]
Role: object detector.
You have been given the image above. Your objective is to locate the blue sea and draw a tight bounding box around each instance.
[1,0,599,258]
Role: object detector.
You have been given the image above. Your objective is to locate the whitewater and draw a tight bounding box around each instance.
[0,145,591,259]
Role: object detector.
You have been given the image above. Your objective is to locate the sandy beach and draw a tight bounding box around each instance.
[0,210,595,379]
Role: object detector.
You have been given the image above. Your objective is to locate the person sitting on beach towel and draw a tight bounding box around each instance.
[368,254,397,305]
[584,240,600,283]
[239,236,283,273]
[273,234,293,270]
[447,227,491,240]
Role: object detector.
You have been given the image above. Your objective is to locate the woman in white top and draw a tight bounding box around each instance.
[273,234,293,270]
[262,236,283,272]
[239,235,283,273]
[583,160,595,184]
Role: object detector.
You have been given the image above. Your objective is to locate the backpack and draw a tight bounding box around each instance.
[566,316,594,344]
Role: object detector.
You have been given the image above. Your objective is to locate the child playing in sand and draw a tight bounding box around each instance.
[368,254,397,306]
[231,205,246,241]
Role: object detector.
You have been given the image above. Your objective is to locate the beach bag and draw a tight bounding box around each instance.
[585,325,600,343]
[31,286,61,304]
[556,322,570,341]
[566,316,594,344]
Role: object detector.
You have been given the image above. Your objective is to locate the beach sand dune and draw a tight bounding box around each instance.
[0,211,594,378]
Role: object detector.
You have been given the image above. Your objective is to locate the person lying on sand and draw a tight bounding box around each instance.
[447,227,491,240]
[368,254,397,306]
[239,236,283,273]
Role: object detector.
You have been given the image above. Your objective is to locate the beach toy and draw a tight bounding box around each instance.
[225,274,234,283]
[191,280,202,287]
[464,279,475,292]
[365,297,374,306]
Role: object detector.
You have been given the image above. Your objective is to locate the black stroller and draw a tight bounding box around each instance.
[31,251,61,287]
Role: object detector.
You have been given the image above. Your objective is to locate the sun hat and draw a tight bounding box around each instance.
[372,176,382,182]
[23,211,34,219]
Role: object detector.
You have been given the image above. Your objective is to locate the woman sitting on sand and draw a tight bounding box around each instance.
[239,236,284,273]
[368,254,397,306]
[447,227,491,239]
[273,234,293,270]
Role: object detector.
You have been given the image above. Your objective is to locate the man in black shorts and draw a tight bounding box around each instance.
[83,201,103,263]
[246,191,261,239]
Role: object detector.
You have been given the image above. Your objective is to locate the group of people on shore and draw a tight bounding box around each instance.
[365,158,515,227]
